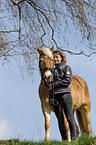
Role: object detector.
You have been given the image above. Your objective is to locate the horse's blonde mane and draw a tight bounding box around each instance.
[41,47,53,59]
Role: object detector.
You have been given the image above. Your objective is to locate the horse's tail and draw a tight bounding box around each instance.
[76,109,86,134]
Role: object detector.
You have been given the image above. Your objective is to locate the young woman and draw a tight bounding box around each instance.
[49,50,76,141]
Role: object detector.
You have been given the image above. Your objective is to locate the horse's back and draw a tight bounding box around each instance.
[70,75,91,111]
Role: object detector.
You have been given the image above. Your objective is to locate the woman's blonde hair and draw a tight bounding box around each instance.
[53,50,67,63]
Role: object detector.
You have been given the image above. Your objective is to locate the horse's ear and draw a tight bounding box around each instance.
[50,46,54,52]
[37,47,42,54]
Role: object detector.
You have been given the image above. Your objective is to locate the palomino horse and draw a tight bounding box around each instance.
[37,46,92,141]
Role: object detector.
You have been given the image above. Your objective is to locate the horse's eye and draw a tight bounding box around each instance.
[40,60,42,62]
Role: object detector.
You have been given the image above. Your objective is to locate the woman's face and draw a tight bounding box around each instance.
[53,53,62,64]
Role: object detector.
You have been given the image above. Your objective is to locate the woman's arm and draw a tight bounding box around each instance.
[54,65,72,87]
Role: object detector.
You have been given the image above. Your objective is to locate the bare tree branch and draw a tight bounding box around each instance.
[59,47,96,57]
[10,0,23,39]
[83,0,96,9]
[0,0,96,75]
[18,4,22,39]
[0,30,19,33]
[10,0,18,5]
[26,0,57,46]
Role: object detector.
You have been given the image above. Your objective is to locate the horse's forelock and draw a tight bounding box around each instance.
[41,47,53,59]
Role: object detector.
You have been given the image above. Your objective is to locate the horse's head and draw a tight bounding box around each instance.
[37,46,54,85]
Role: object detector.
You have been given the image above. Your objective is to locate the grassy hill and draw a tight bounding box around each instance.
[0,135,96,145]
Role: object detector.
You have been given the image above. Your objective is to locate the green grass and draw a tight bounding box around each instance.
[0,135,96,145]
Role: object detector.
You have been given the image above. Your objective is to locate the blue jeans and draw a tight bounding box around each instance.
[53,93,76,140]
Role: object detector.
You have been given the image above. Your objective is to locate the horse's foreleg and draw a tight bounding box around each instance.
[44,110,51,140]
[41,102,51,141]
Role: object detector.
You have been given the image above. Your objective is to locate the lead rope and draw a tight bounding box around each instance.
[49,62,58,106]
[52,82,58,106]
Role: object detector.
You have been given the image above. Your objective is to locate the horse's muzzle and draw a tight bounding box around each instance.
[43,67,54,85]
[44,70,53,83]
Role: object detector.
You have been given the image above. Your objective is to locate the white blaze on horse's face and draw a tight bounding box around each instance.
[44,70,53,83]
[40,55,54,84]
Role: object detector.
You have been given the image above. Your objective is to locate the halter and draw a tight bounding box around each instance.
[39,54,58,106]
[41,67,54,86]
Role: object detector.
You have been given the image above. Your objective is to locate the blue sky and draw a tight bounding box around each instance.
[0,52,96,141]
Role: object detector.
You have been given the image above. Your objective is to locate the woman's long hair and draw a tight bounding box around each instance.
[53,50,67,63]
